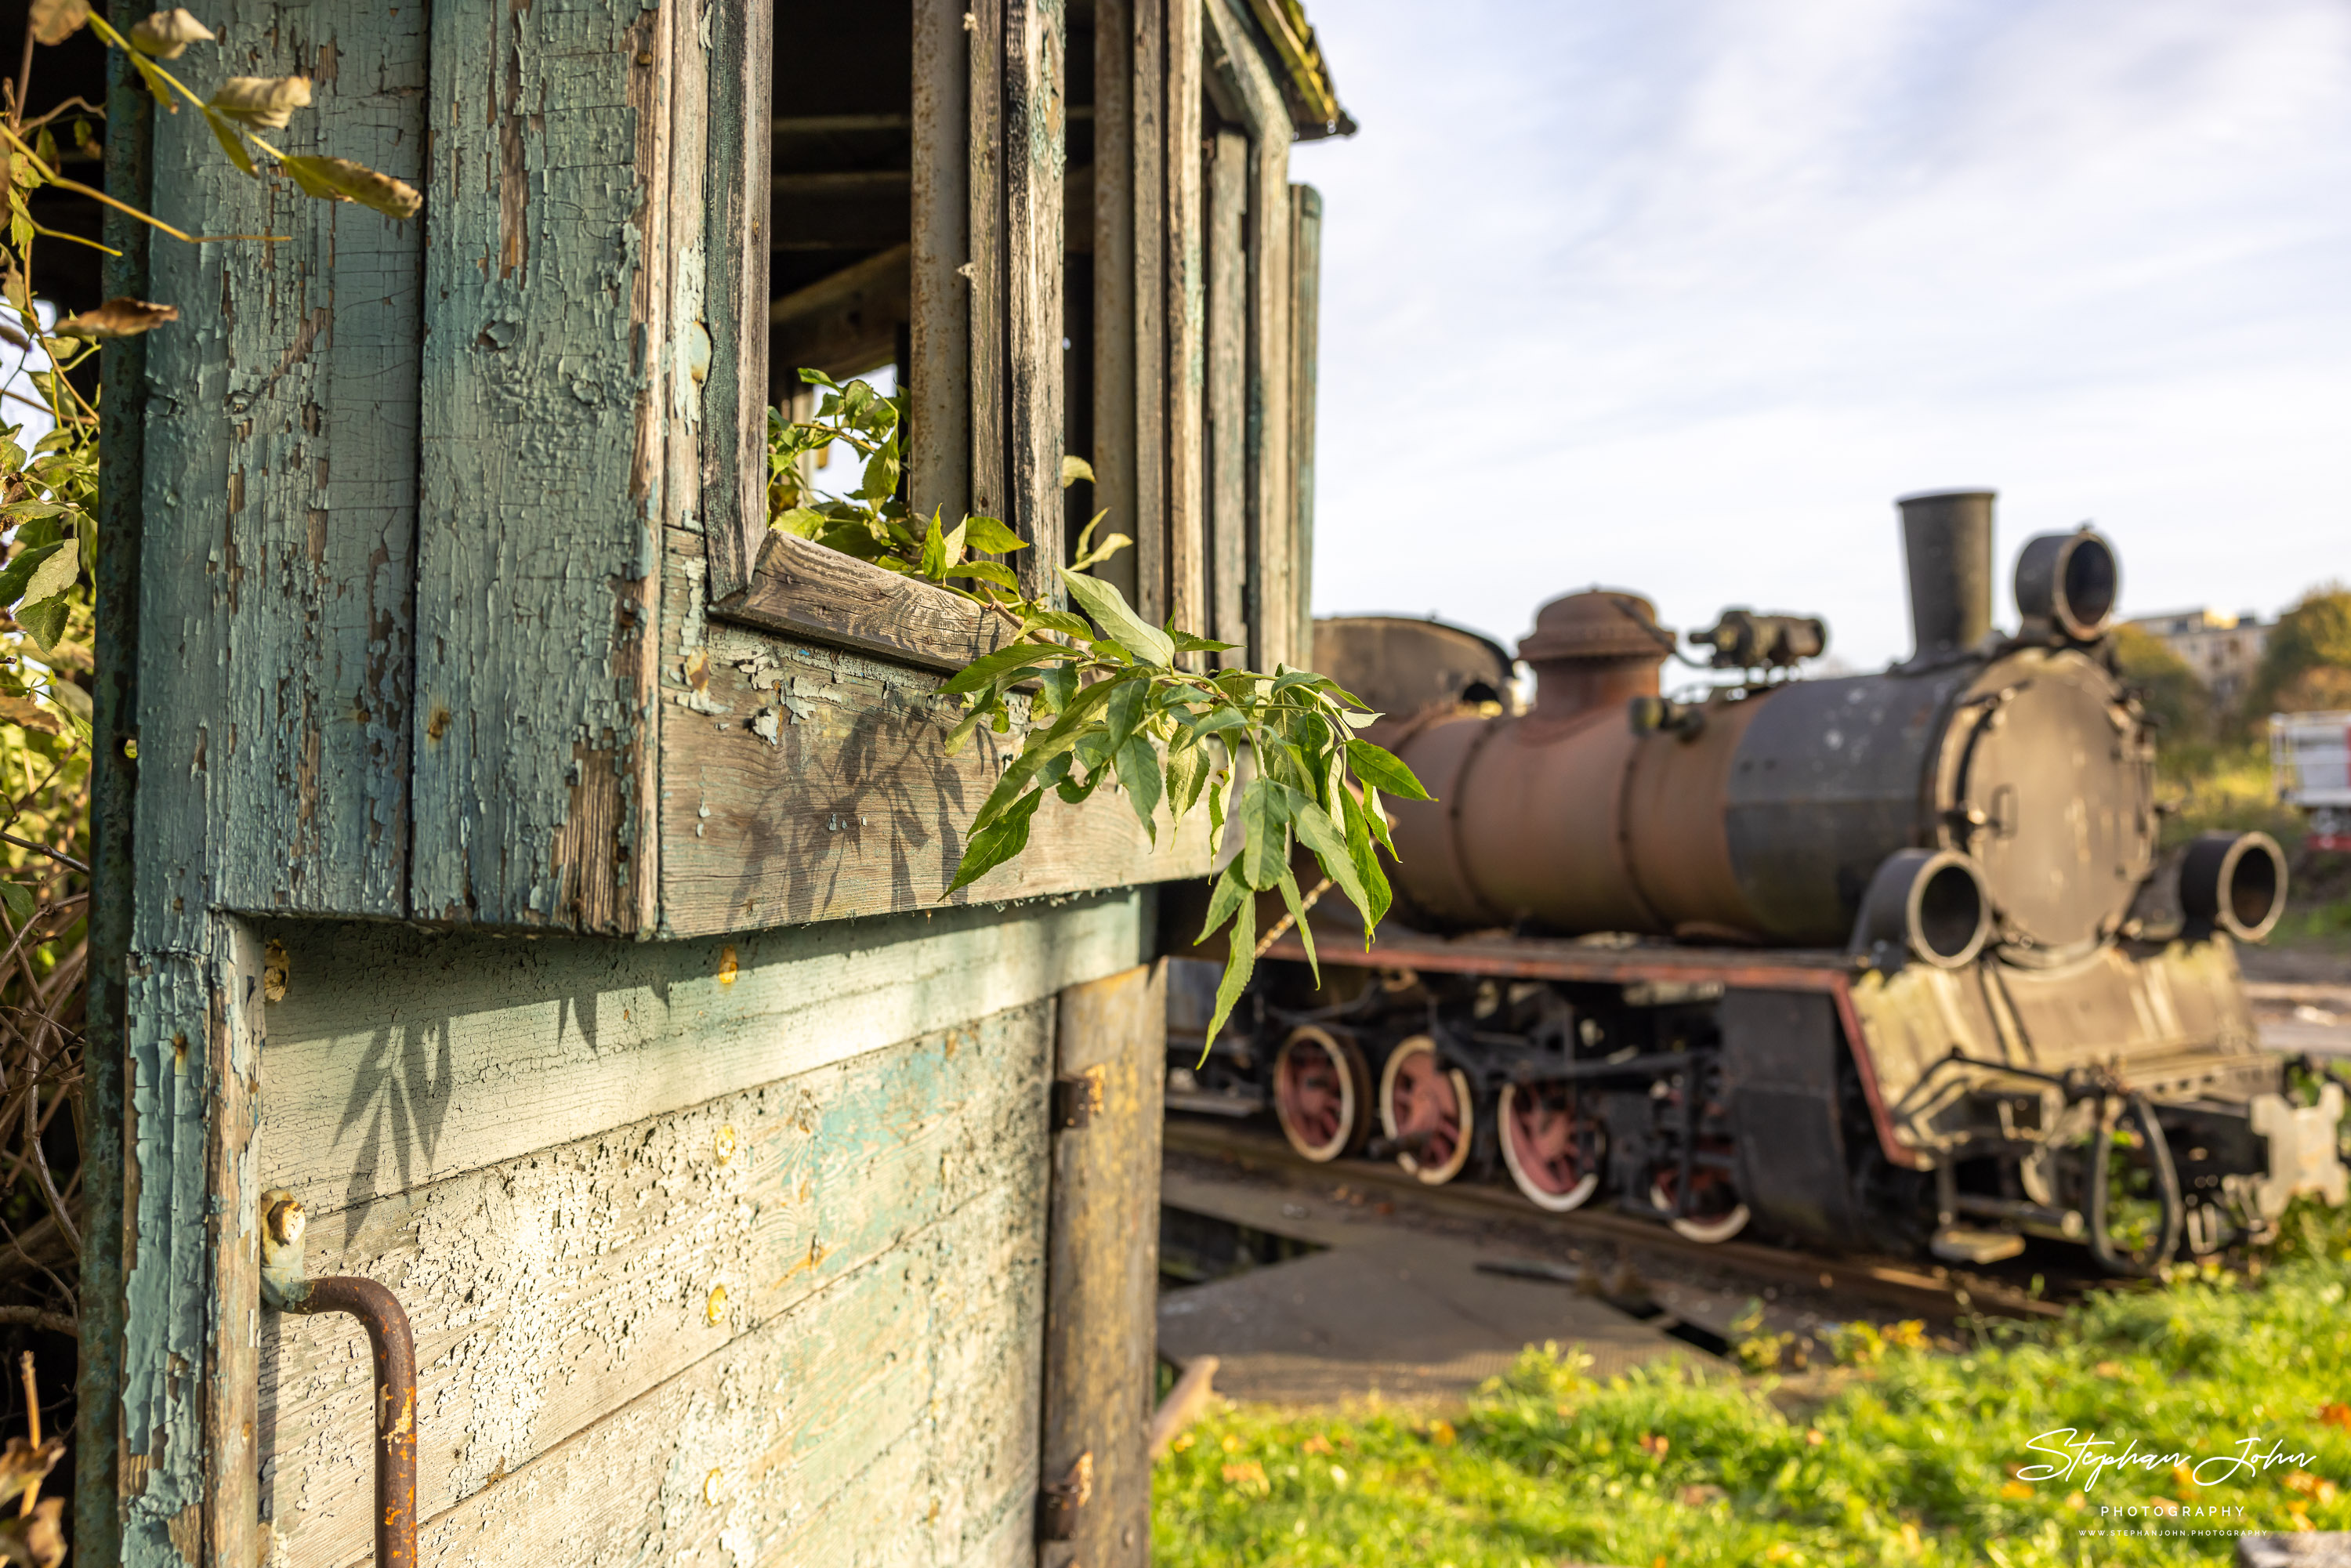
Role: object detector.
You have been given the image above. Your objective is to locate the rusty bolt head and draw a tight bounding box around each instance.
[266,1195,306,1247]
[714,1124,737,1165]
[705,1284,728,1325]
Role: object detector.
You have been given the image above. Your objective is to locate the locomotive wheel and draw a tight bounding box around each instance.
[1273,1027,1372,1164]
[1498,1081,1605,1212]
[1378,1035,1475,1185]
[1650,1164,1750,1244]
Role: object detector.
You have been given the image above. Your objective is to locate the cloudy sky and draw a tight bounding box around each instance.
[1289,0,2351,671]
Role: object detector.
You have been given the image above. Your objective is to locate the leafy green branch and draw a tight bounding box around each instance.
[770,370,1432,1047]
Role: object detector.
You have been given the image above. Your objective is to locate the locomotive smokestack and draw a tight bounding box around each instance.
[1896,489,1996,662]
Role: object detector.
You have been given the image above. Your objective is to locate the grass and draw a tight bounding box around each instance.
[1154,1205,2351,1566]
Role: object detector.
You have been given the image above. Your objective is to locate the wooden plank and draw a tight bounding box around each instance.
[1039,965,1166,1568]
[701,0,774,597]
[1204,129,1250,666]
[1246,126,1295,673]
[712,528,1017,672]
[411,0,672,932]
[133,0,426,931]
[663,534,1212,936]
[368,1180,1046,1568]
[1128,0,1170,627]
[911,0,973,526]
[260,1004,1053,1568]
[968,0,1009,525]
[1090,0,1143,610]
[117,920,263,1567]
[1164,0,1207,659]
[255,889,1147,1209]
[1204,0,1298,670]
[1005,0,1070,601]
[1289,183,1324,657]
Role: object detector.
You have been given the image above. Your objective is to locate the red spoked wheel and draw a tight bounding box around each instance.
[1378,1035,1475,1185]
[1498,1081,1606,1212]
[1272,1026,1372,1164]
[1650,1153,1750,1244]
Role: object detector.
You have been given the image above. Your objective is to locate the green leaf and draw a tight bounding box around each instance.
[1238,777,1299,891]
[917,512,947,578]
[771,505,827,539]
[944,559,1020,591]
[0,540,63,607]
[963,515,1028,555]
[1036,663,1079,717]
[969,678,1118,831]
[944,701,994,755]
[1169,628,1237,655]
[1060,568,1175,666]
[1360,785,1398,857]
[1020,607,1094,640]
[1197,861,1249,946]
[945,788,1045,896]
[1346,738,1433,801]
[201,107,259,177]
[1060,454,1096,489]
[16,592,67,654]
[1115,735,1162,842]
[0,883,31,927]
[1275,866,1320,988]
[940,641,1077,696]
[1104,676,1149,754]
[1337,787,1394,933]
[1292,801,1373,940]
[1184,705,1247,742]
[1201,888,1257,1064]
[1164,738,1203,826]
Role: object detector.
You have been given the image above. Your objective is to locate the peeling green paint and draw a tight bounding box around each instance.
[411,0,669,932]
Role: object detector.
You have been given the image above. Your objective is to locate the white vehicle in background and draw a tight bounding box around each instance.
[2273,710,2351,852]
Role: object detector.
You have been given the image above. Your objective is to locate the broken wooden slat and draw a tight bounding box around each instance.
[701,0,774,598]
[411,0,670,933]
[1038,964,1167,1566]
[1005,0,1070,601]
[712,529,1016,672]
[1204,129,1251,666]
[911,0,973,526]
[1289,183,1324,657]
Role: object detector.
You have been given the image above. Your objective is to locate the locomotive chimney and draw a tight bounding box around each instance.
[1896,489,1996,662]
[1516,591,1670,722]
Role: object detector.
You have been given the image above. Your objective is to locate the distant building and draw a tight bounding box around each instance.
[2124,607,2269,704]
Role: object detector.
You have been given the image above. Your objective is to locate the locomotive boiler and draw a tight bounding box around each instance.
[1173,490,2346,1274]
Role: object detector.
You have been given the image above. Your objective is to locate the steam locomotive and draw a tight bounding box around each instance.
[1169,491,2346,1274]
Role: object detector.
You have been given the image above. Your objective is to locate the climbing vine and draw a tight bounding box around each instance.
[771,370,1430,1045]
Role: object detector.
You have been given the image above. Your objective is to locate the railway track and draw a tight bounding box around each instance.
[1163,1114,2072,1324]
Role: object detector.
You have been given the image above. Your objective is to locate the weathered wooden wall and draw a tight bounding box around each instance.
[100,1,1332,1562]
[252,893,1149,1566]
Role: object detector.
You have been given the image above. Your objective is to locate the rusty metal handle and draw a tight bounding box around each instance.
[259,1191,418,1568]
